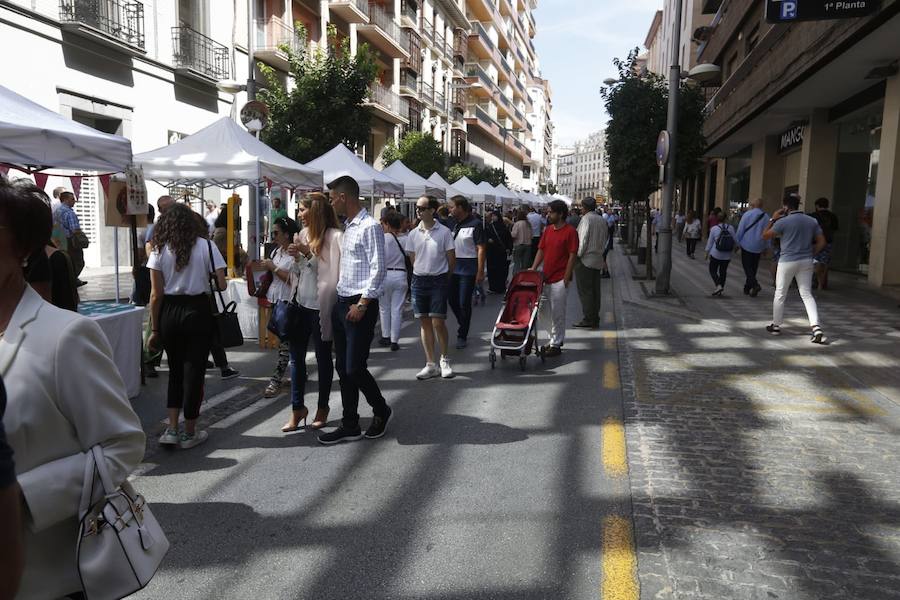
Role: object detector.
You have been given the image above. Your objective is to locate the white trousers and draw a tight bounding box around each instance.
[773,259,819,327]
[541,279,568,347]
[379,271,408,342]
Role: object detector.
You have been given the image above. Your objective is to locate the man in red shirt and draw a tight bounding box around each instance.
[531,199,579,357]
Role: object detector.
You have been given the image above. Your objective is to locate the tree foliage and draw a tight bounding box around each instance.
[381,131,446,179]
[601,49,706,204]
[257,25,378,164]
[446,163,508,187]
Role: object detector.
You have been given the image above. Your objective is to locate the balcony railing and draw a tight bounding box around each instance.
[419,81,435,106]
[399,69,418,93]
[476,22,494,49]
[172,26,230,81]
[367,3,401,42]
[420,16,433,42]
[59,0,145,50]
[368,81,404,116]
[329,0,368,14]
[435,90,446,112]
[453,30,467,58]
[402,29,422,71]
[400,0,417,24]
[255,16,305,54]
[465,63,494,90]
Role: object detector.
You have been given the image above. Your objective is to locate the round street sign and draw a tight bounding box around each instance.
[656,130,670,167]
[240,100,269,132]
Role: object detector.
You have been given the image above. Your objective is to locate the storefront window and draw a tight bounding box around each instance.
[726,146,752,219]
[833,106,882,274]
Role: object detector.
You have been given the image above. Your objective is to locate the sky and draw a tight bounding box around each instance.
[533,0,662,147]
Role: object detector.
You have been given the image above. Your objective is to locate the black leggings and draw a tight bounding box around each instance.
[160,294,213,420]
[709,258,730,287]
[686,238,699,256]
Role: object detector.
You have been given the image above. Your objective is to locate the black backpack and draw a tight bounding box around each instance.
[715,224,735,252]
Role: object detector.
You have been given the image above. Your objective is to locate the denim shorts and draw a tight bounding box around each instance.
[411,273,449,318]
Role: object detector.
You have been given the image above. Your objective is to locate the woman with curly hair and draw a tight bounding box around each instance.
[148,202,226,449]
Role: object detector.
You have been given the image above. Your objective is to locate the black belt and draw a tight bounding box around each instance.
[338,294,362,303]
[387,268,407,271]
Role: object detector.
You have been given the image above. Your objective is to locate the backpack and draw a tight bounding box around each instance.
[715,224,735,252]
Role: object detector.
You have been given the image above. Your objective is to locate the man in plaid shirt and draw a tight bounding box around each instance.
[318,176,392,445]
[53,191,86,285]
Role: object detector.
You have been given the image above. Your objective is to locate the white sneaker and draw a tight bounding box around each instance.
[158,428,179,446]
[416,363,440,380]
[439,356,455,379]
[179,429,208,449]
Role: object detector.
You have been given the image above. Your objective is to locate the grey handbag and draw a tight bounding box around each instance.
[76,445,169,600]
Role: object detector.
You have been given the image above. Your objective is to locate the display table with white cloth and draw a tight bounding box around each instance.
[78,302,144,399]
[223,278,258,340]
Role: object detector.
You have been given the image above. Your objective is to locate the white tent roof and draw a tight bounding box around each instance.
[133,117,322,189]
[553,194,574,206]
[382,160,445,199]
[0,84,132,172]
[519,191,542,205]
[305,143,403,197]
[448,176,490,202]
[427,172,465,199]
[475,181,497,203]
[493,184,517,201]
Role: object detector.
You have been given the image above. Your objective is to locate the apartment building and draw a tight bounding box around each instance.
[553,131,607,201]
[525,75,552,191]
[690,0,900,288]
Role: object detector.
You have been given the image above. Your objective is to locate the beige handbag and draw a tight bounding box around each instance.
[76,445,169,600]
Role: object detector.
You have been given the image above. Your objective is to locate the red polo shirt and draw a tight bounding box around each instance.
[539,223,579,283]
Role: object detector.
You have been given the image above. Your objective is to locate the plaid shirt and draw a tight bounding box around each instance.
[54,203,80,238]
[336,208,386,299]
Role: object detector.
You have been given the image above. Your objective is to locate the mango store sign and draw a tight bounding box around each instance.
[779,124,805,154]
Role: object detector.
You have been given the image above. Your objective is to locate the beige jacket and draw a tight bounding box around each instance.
[0,286,145,599]
[576,212,609,270]
[291,228,342,341]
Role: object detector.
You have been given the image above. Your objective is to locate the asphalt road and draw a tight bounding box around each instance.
[131,277,628,600]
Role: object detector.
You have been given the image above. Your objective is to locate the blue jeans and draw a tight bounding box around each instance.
[448,273,475,340]
[332,296,389,429]
[288,305,333,411]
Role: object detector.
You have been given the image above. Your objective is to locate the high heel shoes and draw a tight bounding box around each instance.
[310,408,330,430]
[281,407,309,432]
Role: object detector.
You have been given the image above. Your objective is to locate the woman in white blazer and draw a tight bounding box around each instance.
[0,178,146,600]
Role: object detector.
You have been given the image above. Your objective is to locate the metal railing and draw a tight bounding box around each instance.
[435,90,446,112]
[59,0,145,49]
[328,0,368,14]
[399,69,418,92]
[255,16,304,54]
[435,31,445,55]
[419,81,434,105]
[465,63,493,89]
[171,26,230,80]
[420,16,433,42]
[367,3,401,42]
[400,0,417,23]
[368,81,403,115]
[476,22,494,49]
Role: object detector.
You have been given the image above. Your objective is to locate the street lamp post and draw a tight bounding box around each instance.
[655,0,683,295]
[500,126,522,178]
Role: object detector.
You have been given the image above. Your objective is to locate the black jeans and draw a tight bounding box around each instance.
[709,258,730,288]
[741,250,761,292]
[686,238,699,256]
[332,296,388,429]
[210,325,228,368]
[160,295,213,420]
[289,305,333,411]
[448,273,476,340]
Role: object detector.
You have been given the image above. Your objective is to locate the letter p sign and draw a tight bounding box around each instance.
[781,0,798,19]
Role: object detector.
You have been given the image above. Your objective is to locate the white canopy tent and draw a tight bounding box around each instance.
[449,176,491,203]
[133,117,323,190]
[493,184,518,204]
[427,172,465,199]
[305,143,403,197]
[0,84,132,172]
[382,160,444,199]
[518,191,543,206]
[475,181,498,203]
[553,194,574,206]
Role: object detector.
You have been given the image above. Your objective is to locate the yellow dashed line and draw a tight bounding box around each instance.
[603,330,617,351]
[601,515,638,600]
[603,361,620,389]
[601,418,628,476]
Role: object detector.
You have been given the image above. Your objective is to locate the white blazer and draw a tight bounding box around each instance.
[0,286,146,600]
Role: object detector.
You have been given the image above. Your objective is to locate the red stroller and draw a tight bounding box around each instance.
[489,270,545,371]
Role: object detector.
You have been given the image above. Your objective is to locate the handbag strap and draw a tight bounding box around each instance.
[78,445,117,519]
[389,233,407,272]
[206,239,227,313]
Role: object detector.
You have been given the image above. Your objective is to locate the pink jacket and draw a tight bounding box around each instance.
[293,227,342,341]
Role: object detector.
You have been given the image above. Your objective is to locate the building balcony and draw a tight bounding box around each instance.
[434,90,447,114]
[465,105,529,160]
[365,82,409,125]
[254,16,305,71]
[400,0,418,29]
[419,81,435,106]
[464,63,495,97]
[327,0,369,24]
[453,29,467,59]
[399,69,419,96]
[468,21,494,60]
[401,28,422,72]
[420,15,434,44]
[59,0,145,53]
[358,3,408,59]
[171,26,230,82]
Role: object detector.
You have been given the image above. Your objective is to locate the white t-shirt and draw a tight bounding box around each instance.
[266,246,295,303]
[147,237,226,296]
[406,221,455,276]
[384,232,408,270]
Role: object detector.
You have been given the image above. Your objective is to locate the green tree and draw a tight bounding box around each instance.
[257,25,378,163]
[381,131,446,179]
[447,162,477,183]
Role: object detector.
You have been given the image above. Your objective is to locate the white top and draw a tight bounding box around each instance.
[406,221,455,276]
[384,232,408,270]
[147,237,225,295]
[675,214,686,225]
[266,246,295,303]
[526,212,543,238]
[683,220,702,239]
[292,250,320,310]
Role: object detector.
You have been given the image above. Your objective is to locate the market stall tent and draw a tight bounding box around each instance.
[0,84,132,171]
[305,143,403,197]
[133,117,323,189]
[427,172,465,199]
[447,176,491,202]
[382,160,444,199]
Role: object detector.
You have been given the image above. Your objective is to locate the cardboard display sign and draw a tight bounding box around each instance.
[104,178,148,227]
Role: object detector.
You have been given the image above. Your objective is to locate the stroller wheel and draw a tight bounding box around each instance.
[519,356,527,371]
[489,350,496,369]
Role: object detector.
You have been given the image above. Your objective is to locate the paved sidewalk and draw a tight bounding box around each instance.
[612,241,900,599]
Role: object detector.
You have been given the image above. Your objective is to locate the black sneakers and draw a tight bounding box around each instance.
[318,426,364,445]
[365,406,393,439]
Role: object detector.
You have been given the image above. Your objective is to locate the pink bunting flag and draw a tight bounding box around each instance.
[265,178,273,191]
[98,174,112,196]
[69,175,82,198]
[33,173,49,190]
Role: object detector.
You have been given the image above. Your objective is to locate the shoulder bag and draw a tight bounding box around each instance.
[390,233,413,289]
[207,240,244,348]
[267,249,304,342]
[76,445,169,600]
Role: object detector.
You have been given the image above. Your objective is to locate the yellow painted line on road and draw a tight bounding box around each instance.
[603,361,620,389]
[602,418,628,477]
[601,515,638,600]
[603,330,617,351]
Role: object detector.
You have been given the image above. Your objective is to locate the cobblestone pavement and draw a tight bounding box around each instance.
[612,242,900,599]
